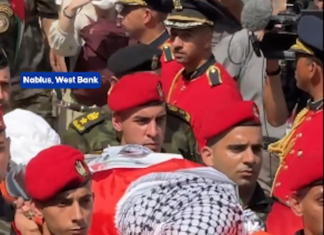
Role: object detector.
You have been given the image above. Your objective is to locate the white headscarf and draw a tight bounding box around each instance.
[4,109,61,165]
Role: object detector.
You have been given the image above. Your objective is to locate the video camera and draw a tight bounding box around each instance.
[253,0,323,60]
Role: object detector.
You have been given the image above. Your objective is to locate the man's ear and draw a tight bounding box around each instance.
[289,193,303,217]
[200,146,214,167]
[112,113,123,132]
[143,8,152,25]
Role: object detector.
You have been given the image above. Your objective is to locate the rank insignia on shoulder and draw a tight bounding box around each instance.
[161,43,174,62]
[167,104,191,123]
[206,65,222,87]
[71,109,106,134]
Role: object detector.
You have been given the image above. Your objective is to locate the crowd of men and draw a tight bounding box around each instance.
[0,0,323,234]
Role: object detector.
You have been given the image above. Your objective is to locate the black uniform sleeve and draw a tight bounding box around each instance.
[35,0,59,19]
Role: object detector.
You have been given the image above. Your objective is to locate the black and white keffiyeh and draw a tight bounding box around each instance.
[116,167,246,235]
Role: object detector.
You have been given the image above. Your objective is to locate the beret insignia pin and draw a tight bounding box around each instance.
[157,82,164,99]
[172,0,182,10]
[253,104,259,118]
[75,160,87,178]
[151,55,159,70]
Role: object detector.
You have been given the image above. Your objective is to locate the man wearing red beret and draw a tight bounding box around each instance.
[289,140,323,235]
[288,135,323,235]
[196,99,271,230]
[13,145,94,235]
[108,72,166,153]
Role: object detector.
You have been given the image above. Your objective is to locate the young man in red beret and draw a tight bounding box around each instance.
[288,130,323,235]
[13,145,94,235]
[108,72,166,152]
[196,99,271,230]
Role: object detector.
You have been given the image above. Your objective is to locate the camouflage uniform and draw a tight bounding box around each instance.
[10,0,58,127]
[62,104,200,162]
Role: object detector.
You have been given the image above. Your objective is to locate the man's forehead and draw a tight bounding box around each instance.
[132,106,166,118]
[222,125,262,143]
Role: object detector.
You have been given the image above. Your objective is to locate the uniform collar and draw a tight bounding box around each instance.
[247,183,272,214]
[182,55,216,80]
[308,98,323,111]
[149,30,169,48]
[295,229,304,235]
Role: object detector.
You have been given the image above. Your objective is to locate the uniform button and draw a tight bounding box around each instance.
[275,182,281,187]
[297,150,303,157]
[290,149,295,154]
[285,195,289,199]
[297,133,302,138]
[306,117,312,121]
[284,165,288,170]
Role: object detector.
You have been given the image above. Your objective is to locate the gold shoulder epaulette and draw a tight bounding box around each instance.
[206,65,222,87]
[161,43,174,62]
[0,4,14,34]
[70,108,106,134]
[167,104,190,123]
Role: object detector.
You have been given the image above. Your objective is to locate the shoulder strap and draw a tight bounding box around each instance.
[161,43,174,62]
[206,65,222,87]
[167,104,190,123]
[70,108,107,134]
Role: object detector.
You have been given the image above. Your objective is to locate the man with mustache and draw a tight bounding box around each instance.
[13,145,94,235]
[62,44,199,162]
[197,97,271,226]
[161,0,240,120]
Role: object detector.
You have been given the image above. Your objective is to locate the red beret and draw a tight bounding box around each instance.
[108,73,164,112]
[198,100,260,148]
[289,128,323,192]
[25,145,90,202]
[0,110,5,132]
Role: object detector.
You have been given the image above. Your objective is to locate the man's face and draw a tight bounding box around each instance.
[39,181,94,235]
[0,132,10,182]
[116,4,149,39]
[201,126,263,188]
[170,27,212,64]
[112,104,166,152]
[291,185,323,235]
[295,54,322,91]
[0,67,11,113]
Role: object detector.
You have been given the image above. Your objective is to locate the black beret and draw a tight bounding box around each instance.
[108,44,162,78]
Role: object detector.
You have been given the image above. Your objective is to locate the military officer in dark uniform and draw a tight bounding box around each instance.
[62,44,199,162]
[160,0,240,124]
[267,15,323,235]
[115,0,170,47]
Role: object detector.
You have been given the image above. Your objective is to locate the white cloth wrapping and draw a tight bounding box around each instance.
[4,109,61,165]
[85,144,184,172]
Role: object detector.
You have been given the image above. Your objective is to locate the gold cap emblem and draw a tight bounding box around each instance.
[172,0,182,10]
[157,82,164,99]
[151,55,159,70]
[75,160,88,178]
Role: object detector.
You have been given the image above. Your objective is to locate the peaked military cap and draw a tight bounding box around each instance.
[163,0,226,29]
[108,44,163,78]
[0,48,8,70]
[290,15,323,61]
[115,0,171,13]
